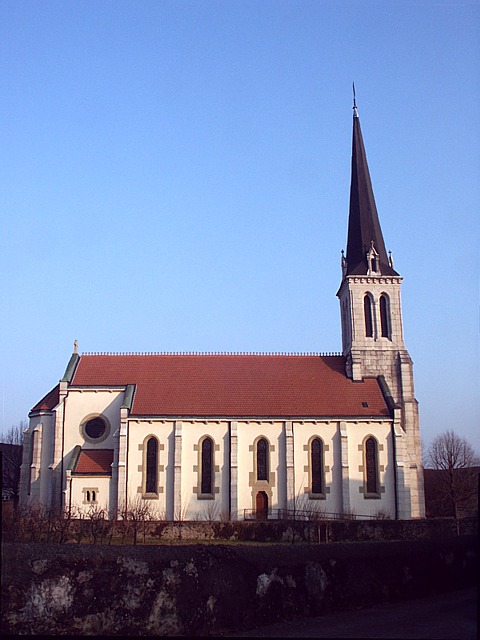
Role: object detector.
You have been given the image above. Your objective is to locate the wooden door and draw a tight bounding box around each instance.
[256,491,268,520]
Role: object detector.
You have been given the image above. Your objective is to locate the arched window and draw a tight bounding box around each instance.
[311,438,324,496]
[257,438,269,481]
[365,437,379,495]
[364,294,373,337]
[145,437,158,494]
[380,294,390,338]
[201,437,213,495]
[84,488,98,504]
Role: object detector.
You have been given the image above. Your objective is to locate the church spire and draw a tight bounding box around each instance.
[345,103,398,277]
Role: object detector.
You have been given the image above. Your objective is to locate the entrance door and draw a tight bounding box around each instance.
[256,491,268,520]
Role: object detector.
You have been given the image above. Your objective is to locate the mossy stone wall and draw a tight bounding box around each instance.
[1,537,477,636]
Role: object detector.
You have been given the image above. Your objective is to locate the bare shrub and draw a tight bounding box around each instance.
[119,496,159,545]
[373,509,392,520]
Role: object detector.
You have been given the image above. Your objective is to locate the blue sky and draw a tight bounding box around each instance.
[1,1,479,451]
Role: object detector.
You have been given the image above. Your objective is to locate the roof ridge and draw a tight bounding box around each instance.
[80,351,343,357]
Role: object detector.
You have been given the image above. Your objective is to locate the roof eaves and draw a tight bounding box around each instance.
[68,385,128,391]
[71,472,112,477]
[28,408,55,417]
[128,413,391,421]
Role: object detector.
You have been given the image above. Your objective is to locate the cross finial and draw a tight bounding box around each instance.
[352,82,358,117]
[74,339,78,355]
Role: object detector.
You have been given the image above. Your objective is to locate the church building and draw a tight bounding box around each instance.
[20,105,425,520]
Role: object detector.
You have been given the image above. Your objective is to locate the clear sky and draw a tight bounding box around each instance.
[1,1,479,450]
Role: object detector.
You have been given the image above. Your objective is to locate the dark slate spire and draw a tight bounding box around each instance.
[345,107,398,277]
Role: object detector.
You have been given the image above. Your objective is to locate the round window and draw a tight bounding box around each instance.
[84,417,106,440]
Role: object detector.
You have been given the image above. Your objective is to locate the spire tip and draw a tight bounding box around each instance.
[352,82,358,117]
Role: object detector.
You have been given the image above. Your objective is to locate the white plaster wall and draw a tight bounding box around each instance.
[70,476,111,515]
[26,382,400,521]
[63,389,123,461]
[236,421,284,518]
[180,420,230,520]
[346,421,395,518]
[126,419,175,518]
[292,421,342,514]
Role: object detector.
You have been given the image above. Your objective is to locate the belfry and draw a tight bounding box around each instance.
[338,100,424,517]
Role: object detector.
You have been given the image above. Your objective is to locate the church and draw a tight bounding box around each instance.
[19,104,425,521]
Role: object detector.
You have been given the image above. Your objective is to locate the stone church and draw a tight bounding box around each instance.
[20,105,425,520]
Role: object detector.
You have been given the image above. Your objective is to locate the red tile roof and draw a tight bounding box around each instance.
[30,385,60,413]
[69,354,390,418]
[73,449,113,475]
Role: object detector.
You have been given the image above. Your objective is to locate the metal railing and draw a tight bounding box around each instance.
[243,508,379,521]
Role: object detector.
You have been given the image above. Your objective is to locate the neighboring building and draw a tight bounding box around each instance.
[1,443,23,504]
[20,104,425,520]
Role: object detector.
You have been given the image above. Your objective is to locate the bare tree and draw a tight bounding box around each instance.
[0,420,26,504]
[1,421,26,446]
[426,430,479,519]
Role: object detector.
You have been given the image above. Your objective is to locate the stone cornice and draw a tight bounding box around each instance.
[347,275,403,286]
[337,275,403,295]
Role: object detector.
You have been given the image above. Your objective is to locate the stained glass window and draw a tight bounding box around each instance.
[380,295,389,338]
[146,437,158,494]
[85,417,106,440]
[257,438,268,481]
[364,295,373,337]
[311,438,324,495]
[201,437,213,494]
[365,437,379,494]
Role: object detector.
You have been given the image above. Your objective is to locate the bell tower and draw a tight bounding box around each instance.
[337,98,425,517]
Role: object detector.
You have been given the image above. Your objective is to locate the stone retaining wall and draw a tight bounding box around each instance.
[1,537,476,636]
[151,516,477,543]
[3,509,476,545]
